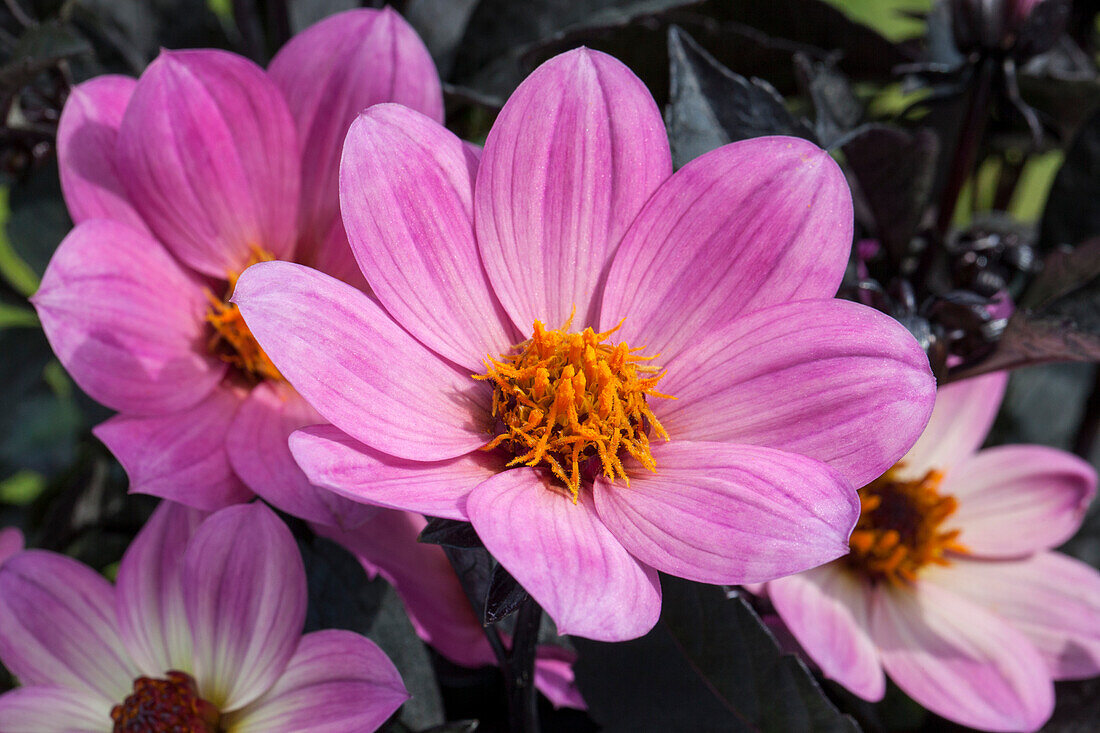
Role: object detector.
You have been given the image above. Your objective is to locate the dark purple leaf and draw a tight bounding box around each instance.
[419,517,484,549]
[1041,106,1100,250]
[794,52,862,148]
[483,562,528,624]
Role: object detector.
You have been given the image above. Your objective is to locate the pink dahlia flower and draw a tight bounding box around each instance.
[234,48,937,641]
[0,527,23,563]
[763,371,1100,732]
[0,501,407,732]
[32,8,441,523]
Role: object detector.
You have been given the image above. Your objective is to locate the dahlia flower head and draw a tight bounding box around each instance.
[763,371,1100,732]
[234,47,938,642]
[0,501,407,732]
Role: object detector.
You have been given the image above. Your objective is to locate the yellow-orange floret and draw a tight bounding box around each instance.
[475,318,672,501]
[204,246,282,383]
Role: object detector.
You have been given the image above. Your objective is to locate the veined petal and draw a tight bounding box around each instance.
[0,551,138,703]
[467,468,662,642]
[925,552,1100,680]
[32,220,223,415]
[871,582,1054,732]
[600,136,852,364]
[94,385,253,511]
[0,686,111,733]
[943,445,1096,556]
[115,500,206,678]
[182,504,306,712]
[223,630,407,733]
[656,299,934,487]
[291,425,501,521]
[767,564,884,701]
[340,104,513,371]
[269,7,442,259]
[533,646,586,710]
[899,371,1008,478]
[593,442,858,585]
[117,49,299,277]
[233,261,492,461]
[56,75,147,232]
[475,48,671,331]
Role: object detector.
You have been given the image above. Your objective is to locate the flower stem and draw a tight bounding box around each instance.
[507,596,543,733]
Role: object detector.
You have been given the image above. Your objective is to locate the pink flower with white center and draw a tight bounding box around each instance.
[0,501,407,732]
[32,8,440,524]
[763,371,1100,732]
[234,47,937,642]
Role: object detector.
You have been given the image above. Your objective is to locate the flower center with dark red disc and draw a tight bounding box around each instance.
[110,670,220,733]
[847,465,968,585]
[475,318,672,500]
[205,246,283,383]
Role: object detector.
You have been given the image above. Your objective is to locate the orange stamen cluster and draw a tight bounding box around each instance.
[847,465,968,585]
[110,671,220,732]
[204,246,282,383]
[475,318,672,501]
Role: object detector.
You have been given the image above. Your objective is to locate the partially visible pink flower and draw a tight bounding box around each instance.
[0,501,407,732]
[0,528,23,564]
[763,371,1100,732]
[33,8,441,525]
[235,48,936,641]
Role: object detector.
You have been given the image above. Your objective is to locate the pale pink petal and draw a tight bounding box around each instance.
[593,442,858,585]
[466,468,661,642]
[871,582,1054,732]
[600,136,853,364]
[269,7,442,260]
[475,48,671,331]
[32,220,223,415]
[182,503,306,712]
[307,218,369,291]
[56,75,147,232]
[227,382,373,529]
[93,385,252,511]
[117,49,299,277]
[925,552,1100,679]
[233,261,492,461]
[767,564,884,701]
[899,371,1008,477]
[656,299,935,487]
[0,551,138,703]
[339,103,513,371]
[222,630,407,733]
[315,511,496,668]
[115,500,206,677]
[0,527,24,564]
[290,425,501,521]
[943,445,1096,556]
[0,686,111,733]
[533,645,586,709]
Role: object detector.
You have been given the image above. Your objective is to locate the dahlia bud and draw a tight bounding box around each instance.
[949,0,1070,59]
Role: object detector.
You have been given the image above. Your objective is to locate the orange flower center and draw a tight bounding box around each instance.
[111,671,220,732]
[475,318,672,501]
[204,247,282,383]
[847,464,968,585]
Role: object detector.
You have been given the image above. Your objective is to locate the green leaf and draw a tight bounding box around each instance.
[0,470,46,505]
[0,303,38,329]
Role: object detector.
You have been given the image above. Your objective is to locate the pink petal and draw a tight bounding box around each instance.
[900,370,1008,476]
[655,299,935,488]
[32,220,223,415]
[115,500,206,677]
[117,49,299,277]
[600,136,853,365]
[56,75,148,232]
[291,425,501,521]
[93,385,253,511]
[925,552,1100,680]
[227,382,373,529]
[767,564,884,701]
[871,582,1054,732]
[306,218,369,291]
[0,551,138,703]
[0,686,111,733]
[233,260,492,461]
[182,503,307,712]
[222,630,407,733]
[340,103,513,371]
[0,527,24,564]
[315,511,496,668]
[943,445,1096,557]
[593,442,858,585]
[475,48,671,331]
[466,468,661,641]
[269,7,442,261]
[533,645,586,710]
